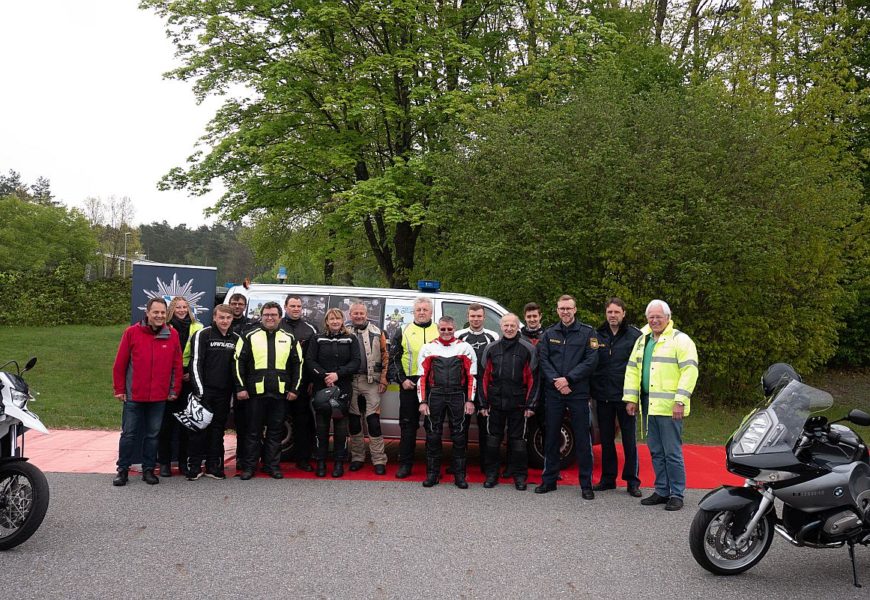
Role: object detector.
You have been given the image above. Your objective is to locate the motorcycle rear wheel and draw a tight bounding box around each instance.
[0,460,50,551]
[689,508,774,575]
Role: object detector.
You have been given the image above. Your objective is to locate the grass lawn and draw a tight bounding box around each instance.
[2,325,869,445]
[0,325,126,429]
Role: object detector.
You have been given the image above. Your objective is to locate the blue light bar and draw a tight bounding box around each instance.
[417,279,441,293]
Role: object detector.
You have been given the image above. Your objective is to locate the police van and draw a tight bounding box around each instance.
[224,281,580,469]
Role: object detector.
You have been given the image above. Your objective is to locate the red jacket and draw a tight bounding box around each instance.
[113,321,184,402]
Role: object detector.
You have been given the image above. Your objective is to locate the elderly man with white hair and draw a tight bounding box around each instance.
[623,299,698,511]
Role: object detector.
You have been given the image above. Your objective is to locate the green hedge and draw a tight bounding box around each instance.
[0,261,130,326]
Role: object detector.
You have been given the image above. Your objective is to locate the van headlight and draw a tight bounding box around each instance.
[10,390,30,409]
[733,413,771,455]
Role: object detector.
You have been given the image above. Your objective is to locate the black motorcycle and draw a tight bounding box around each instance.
[690,366,870,588]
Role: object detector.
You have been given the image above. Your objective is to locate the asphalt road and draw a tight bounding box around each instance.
[4,473,869,599]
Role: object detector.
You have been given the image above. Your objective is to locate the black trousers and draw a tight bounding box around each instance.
[241,395,286,472]
[313,412,349,461]
[423,391,467,466]
[596,400,640,487]
[289,388,314,462]
[187,391,232,472]
[486,407,529,481]
[157,383,190,467]
[397,379,421,467]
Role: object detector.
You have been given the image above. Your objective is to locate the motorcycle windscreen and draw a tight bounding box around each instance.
[732,380,832,455]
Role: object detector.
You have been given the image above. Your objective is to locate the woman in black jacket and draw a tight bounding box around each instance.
[306,308,360,477]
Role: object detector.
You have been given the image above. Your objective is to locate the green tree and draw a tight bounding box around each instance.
[432,70,863,400]
[0,195,97,271]
[142,0,621,287]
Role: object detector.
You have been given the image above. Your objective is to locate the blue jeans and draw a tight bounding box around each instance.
[541,394,593,489]
[646,415,685,499]
[117,400,166,471]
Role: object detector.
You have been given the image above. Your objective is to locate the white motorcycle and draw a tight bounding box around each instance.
[0,357,49,550]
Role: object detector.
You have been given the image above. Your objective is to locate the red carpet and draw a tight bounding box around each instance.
[24,429,742,488]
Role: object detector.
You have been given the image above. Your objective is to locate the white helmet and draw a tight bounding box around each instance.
[174,393,214,431]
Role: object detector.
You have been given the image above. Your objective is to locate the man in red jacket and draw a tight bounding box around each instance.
[112,298,183,486]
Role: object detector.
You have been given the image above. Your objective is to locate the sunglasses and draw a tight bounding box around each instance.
[439,327,454,332]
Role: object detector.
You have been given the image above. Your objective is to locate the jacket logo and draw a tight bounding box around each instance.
[550,339,561,344]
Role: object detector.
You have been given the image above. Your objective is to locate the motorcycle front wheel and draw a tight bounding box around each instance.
[0,460,50,550]
[689,508,774,575]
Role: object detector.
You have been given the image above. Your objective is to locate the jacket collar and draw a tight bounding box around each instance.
[640,320,675,341]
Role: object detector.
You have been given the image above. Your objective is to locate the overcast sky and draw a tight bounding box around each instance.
[0,1,222,226]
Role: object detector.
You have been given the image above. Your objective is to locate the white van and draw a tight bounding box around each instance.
[224,282,580,469]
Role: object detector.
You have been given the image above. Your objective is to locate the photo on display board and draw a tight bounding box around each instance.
[330,296,384,329]
[383,299,415,345]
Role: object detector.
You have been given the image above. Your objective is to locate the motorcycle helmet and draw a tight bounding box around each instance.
[174,393,214,431]
[312,386,348,419]
[761,363,802,397]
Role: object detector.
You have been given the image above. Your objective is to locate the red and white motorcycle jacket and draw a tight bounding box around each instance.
[416,337,477,404]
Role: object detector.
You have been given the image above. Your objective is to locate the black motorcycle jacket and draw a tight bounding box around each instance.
[189,326,240,396]
[305,331,361,390]
[480,335,539,411]
[591,321,642,403]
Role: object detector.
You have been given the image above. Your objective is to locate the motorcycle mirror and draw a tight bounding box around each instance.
[847,409,870,427]
[23,357,37,373]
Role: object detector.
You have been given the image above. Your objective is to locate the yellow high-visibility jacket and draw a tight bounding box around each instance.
[622,320,698,424]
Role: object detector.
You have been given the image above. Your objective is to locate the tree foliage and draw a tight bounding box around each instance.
[138,221,256,285]
[0,194,97,272]
[142,0,622,287]
[431,70,863,400]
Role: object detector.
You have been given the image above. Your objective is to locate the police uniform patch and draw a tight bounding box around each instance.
[589,337,599,349]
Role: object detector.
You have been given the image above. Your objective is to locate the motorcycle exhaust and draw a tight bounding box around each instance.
[774,524,844,549]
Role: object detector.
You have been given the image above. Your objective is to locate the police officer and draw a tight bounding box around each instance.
[389,297,438,479]
[534,295,600,499]
[591,297,642,497]
[234,302,303,480]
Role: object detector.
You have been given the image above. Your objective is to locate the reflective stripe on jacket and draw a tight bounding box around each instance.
[389,321,438,382]
[235,325,302,398]
[622,320,698,420]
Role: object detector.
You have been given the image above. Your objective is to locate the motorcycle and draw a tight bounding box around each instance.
[689,364,870,587]
[0,357,49,550]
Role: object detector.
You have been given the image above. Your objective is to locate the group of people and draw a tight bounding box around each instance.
[111,291,698,510]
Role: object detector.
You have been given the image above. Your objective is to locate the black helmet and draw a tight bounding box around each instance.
[312,386,347,418]
[761,363,802,397]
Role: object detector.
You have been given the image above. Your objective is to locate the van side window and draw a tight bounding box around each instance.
[329,296,384,329]
[442,302,501,332]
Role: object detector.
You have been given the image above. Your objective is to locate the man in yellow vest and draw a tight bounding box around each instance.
[389,297,439,478]
[235,301,303,480]
[624,299,698,511]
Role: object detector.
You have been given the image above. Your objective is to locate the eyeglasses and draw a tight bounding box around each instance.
[439,327,454,332]
[262,313,280,319]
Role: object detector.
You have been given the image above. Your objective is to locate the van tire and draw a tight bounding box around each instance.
[527,417,576,471]
[279,417,295,462]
